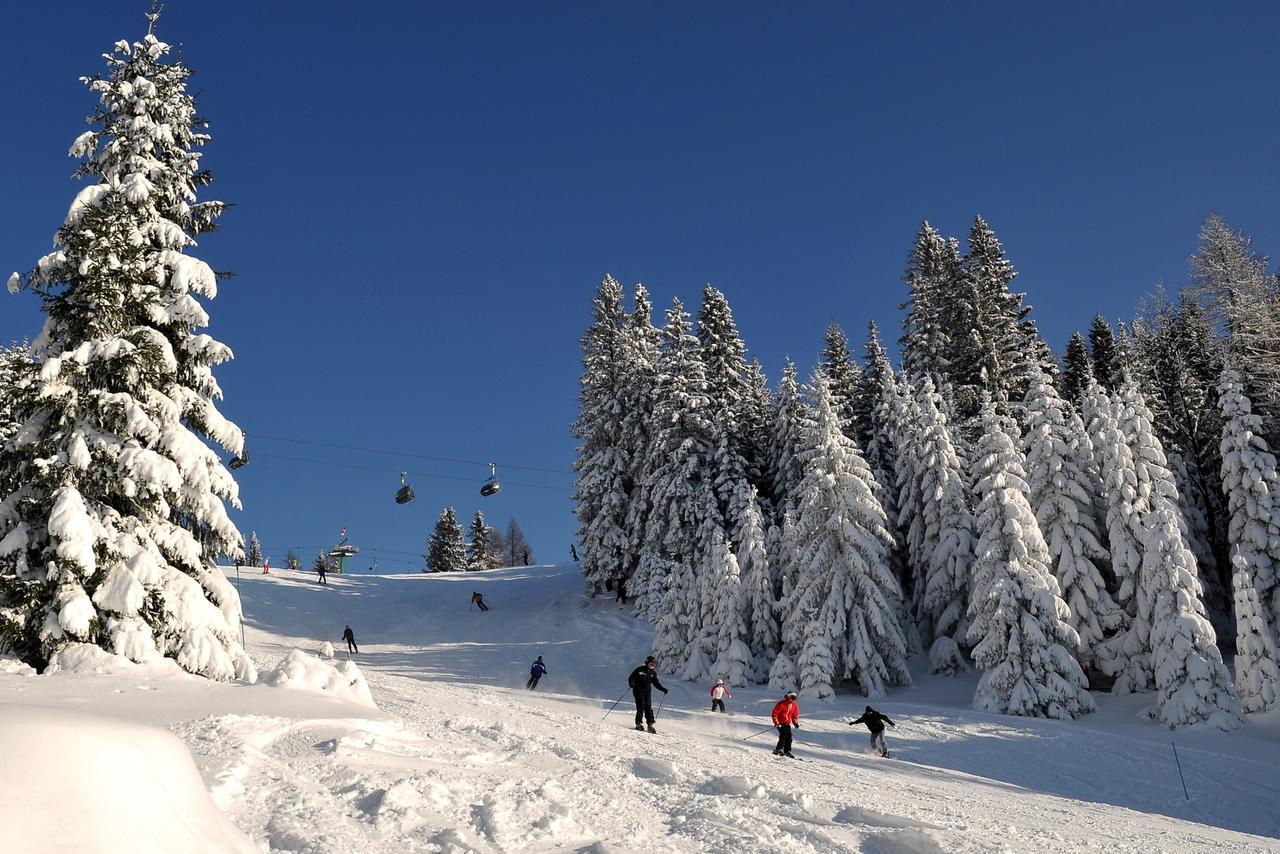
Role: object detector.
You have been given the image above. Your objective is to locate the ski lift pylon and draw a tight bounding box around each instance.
[480,461,501,497]
[395,471,416,505]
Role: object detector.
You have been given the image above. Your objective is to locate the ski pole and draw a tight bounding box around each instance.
[657,694,666,717]
[1171,741,1189,800]
[601,689,628,721]
[742,726,778,740]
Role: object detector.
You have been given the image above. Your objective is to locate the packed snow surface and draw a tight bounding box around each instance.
[2,562,1279,852]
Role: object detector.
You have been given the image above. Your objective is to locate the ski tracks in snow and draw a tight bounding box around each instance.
[173,667,1277,853]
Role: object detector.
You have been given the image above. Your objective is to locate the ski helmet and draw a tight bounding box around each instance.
[785,691,798,699]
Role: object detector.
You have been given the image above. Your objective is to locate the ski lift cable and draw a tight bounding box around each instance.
[250,451,574,492]
[245,432,573,476]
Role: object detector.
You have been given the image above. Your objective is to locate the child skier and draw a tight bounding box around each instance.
[710,679,731,713]
[527,656,547,690]
[471,591,489,611]
[849,705,896,757]
[771,691,800,758]
[627,656,669,733]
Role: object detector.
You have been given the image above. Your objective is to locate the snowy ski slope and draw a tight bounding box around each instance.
[3,562,1279,852]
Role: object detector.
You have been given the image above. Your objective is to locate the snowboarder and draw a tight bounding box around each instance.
[527,656,547,690]
[710,679,731,713]
[771,691,800,758]
[472,592,489,611]
[317,562,327,585]
[570,544,579,561]
[627,655,668,733]
[849,705,895,757]
[341,625,358,655]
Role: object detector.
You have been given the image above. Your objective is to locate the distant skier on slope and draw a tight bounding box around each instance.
[710,679,732,713]
[472,592,489,611]
[341,625,358,655]
[771,691,800,758]
[849,705,896,757]
[527,656,547,690]
[628,655,668,733]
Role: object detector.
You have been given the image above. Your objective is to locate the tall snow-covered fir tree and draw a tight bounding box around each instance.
[767,360,811,518]
[787,376,911,699]
[946,216,1038,421]
[1022,369,1122,671]
[1088,315,1123,393]
[734,484,777,682]
[740,359,776,499]
[898,375,973,674]
[900,222,959,387]
[426,507,467,573]
[1060,331,1093,412]
[1081,378,1149,691]
[0,27,254,680]
[697,286,755,544]
[1192,214,1280,447]
[967,402,1094,719]
[619,284,663,601]
[467,510,496,571]
[820,323,862,437]
[1218,367,1280,712]
[246,532,263,568]
[636,299,720,636]
[707,527,752,686]
[572,275,631,596]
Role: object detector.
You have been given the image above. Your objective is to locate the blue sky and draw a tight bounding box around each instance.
[1,2,1277,572]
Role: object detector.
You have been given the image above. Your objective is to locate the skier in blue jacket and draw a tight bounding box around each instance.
[527,656,547,690]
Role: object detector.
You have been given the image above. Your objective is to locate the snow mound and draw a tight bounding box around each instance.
[0,655,35,676]
[631,756,678,780]
[699,774,767,798]
[0,704,256,854]
[833,804,939,830]
[263,649,377,709]
[317,641,335,659]
[43,642,179,676]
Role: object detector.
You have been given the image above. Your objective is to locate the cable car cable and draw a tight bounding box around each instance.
[249,451,573,492]
[244,432,572,476]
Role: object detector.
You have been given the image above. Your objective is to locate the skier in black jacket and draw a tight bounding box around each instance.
[627,656,668,733]
[850,705,895,756]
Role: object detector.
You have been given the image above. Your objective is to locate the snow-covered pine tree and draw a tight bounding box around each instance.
[638,299,720,649]
[697,286,754,545]
[312,553,329,575]
[900,222,959,388]
[707,528,752,685]
[1218,367,1280,711]
[0,28,254,680]
[967,402,1094,719]
[945,216,1038,421]
[789,375,911,699]
[426,507,467,573]
[246,532,263,568]
[1088,315,1123,393]
[572,275,631,596]
[767,360,811,518]
[820,323,862,438]
[901,375,973,674]
[467,510,496,571]
[860,323,917,654]
[1112,377,1241,727]
[1060,331,1093,412]
[1023,369,1123,671]
[285,551,301,572]
[619,284,662,602]
[740,359,776,499]
[735,484,777,682]
[1082,377,1151,691]
[1192,214,1280,447]
[0,342,28,451]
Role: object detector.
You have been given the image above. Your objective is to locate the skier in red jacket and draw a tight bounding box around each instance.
[771,691,800,758]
